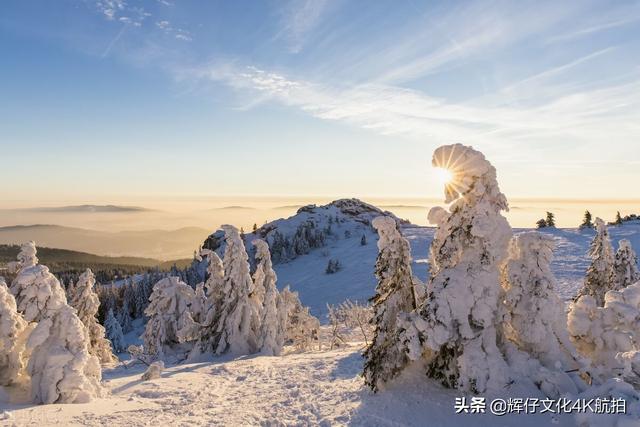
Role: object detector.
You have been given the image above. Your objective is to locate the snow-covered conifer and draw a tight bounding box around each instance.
[104,308,125,353]
[27,304,102,404]
[363,216,418,392]
[613,239,639,290]
[407,144,513,393]
[253,239,285,356]
[191,282,206,324]
[121,281,137,321]
[500,232,585,395]
[64,278,74,300]
[281,286,319,351]
[118,301,133,334]
[7,241,38,274]
[576,218,616,306]
[68,269,115,364]
[275,293,288,349]
[0,278,31,386]
[568,283,640,378]
[142,277,198,359]
[9,245,103,403]
[134,279,148,318]
[10,245,67,323]
[191,250,225,355]
[208,225,260,356]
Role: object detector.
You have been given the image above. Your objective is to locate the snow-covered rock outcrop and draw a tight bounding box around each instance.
[203,198,405,265]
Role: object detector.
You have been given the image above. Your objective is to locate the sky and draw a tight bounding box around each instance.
[1,0,639,206]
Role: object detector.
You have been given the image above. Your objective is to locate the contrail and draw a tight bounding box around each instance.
[101,24,128,58]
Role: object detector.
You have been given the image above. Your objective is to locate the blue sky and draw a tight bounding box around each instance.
[1,0,639,203]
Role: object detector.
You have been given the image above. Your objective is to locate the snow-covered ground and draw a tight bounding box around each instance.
[1,336,577,427]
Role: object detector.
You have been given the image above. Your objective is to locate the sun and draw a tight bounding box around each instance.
[433,167,453,185]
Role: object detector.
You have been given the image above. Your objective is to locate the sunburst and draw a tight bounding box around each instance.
[433,167,453,185]
[432,144,471,198]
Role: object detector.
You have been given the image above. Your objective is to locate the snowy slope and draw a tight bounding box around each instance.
[274,224,432,318]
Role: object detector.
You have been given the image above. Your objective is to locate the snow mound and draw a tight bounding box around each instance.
[141,361,164,381]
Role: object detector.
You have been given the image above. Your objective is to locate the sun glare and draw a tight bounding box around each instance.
[433,167,453,185]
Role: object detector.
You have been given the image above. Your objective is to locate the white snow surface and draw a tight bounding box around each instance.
[0,336,582,427]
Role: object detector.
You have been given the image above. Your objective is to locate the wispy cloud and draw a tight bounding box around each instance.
[156,20,192,41]
[276,0,331,53]
[547,15,640,44]
[367,1,579,84]
[95,0,149,27]
[189,61,640,162]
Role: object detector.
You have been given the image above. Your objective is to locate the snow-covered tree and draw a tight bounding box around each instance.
[406,144,513,393]
[142,277,198,359]
[7,241,38,274]
[118,302,133,334]
[363,216,418,392]
[68,269,115,364]
[576,218,616,306]
[613,239,640,290]
[275,293,288,348]
[27,304,102,404]
[501,233,580,364]
[121,281,137,322]
[64,278,74,301]
[10,245,67,323]
[568,283,640,379]
[339,300,373,345]
[281,286,319,351]
[191,282,207,324]
[0,278,31,386]
[325,258,342,274]
[500,232,586,396]
[208,225,260,356]
[9,244,103,403]
[253,239,285,356]
[191,250,225,356]
[104,308,125,353]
